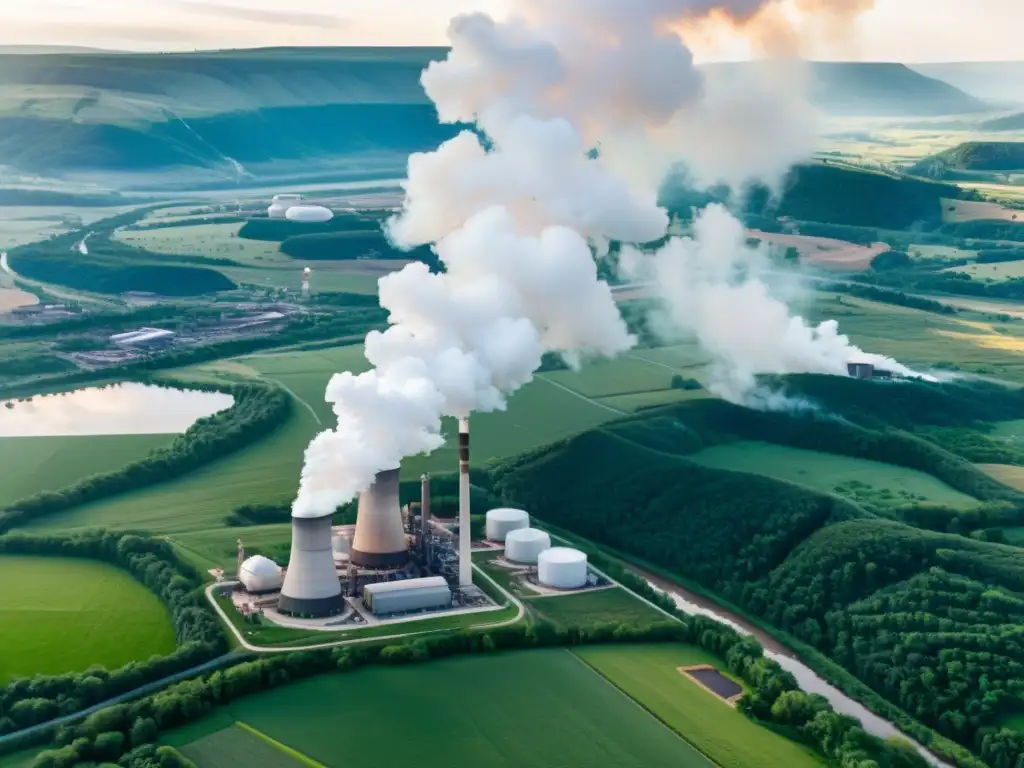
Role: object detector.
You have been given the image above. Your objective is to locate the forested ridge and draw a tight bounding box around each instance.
[489,381,1024,768]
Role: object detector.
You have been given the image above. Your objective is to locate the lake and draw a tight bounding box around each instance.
[0,383,234,437]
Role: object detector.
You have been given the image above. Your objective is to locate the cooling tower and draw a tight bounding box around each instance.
[279,514,344,617]
[350,468,409,569]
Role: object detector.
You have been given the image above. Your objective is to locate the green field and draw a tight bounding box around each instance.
[689,441,978,508]
[166,649,718,767]
[0,433,174,507]
[947,261,1024,280]
[169,524,291,575]
[978,464,1024,493]
[576,644,825,768]
[0,555,176,683]
[909,244,977,260]
[524,587,669,628]
[180,724,308,768]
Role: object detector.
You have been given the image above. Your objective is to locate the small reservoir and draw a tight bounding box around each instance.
[0,382,234,437]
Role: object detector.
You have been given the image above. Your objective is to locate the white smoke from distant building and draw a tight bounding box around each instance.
[619,204,931,404]
[293,0,888,518]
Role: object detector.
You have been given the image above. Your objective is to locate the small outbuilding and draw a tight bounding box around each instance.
[362,576,451,616]
[505,528,551,564]
[238,555,284,594]
[485,508,529,542]
[286,205,334,223]
[268,194,302,219]
[538,547,588,590]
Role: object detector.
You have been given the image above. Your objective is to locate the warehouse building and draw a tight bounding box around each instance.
[362,576,451,617]
[109,328,176,350]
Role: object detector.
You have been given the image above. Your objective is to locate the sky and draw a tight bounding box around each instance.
[1,0,1022,63]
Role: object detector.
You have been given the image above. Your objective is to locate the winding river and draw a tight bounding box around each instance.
[633,567,954,768]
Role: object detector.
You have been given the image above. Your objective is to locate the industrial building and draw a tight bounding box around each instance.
[486,508,529,542]
[269,194,302,218]
[362,576,452,616]
[538,548,589,589]
[350,468,410,569]
[505,528,551,564]
[846,361,894,381]
[109,328,176,350]
[238,555,284,594]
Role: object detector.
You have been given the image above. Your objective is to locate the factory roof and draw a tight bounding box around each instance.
[109,327,176,344]
[363,576,449,595]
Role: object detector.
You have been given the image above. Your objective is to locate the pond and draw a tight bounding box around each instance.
[0,382,234,437]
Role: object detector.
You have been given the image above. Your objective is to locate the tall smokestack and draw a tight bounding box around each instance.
[420,474,431,545]
[351,468,409,569]
[458,418,472,587]
[279,513,344,617]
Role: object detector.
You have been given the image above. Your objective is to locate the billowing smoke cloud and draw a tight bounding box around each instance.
[619,204,930,404]
[293,0,885,518]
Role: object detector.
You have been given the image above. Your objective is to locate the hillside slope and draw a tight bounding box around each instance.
[980,111,1024,131]
[913,62,1024,106]
[910,141,1024,178]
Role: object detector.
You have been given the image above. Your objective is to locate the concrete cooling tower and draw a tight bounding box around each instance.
[279,513,345,617]
[350,468,410,569]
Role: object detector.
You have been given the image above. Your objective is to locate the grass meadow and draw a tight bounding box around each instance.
[165,649,718,768]
[0,433,174,507]
[947,261,1024,281]
[688,441,979,508]
[576,644,825,768]
[180,724,309,768]
[0,555,176,683]
[523,587,670,628]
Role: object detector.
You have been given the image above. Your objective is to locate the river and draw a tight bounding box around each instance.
[633,567,954,768]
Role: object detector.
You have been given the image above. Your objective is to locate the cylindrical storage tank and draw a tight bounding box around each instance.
[485,508,529,542]
[504,528,551,564]
[286,205,334,223]
[538,547,588,589]
[279,514,345,617]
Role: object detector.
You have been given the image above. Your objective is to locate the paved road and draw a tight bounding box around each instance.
[0,652,244,749]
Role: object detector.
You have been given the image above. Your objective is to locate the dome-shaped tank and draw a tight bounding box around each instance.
[538,547,588,589]
[239,555,283,594]
[268,194,301,219]
[504,528,551,564]
[485,508,529,542]
[286,205,334,223]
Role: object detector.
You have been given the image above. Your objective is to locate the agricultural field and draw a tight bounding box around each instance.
[523,587,670,628]
[908,243,977,260]
[576,644,824,768]
[114,222,282,263]
[180,724,308,768]
[688,441,979,509]
[946,260,1024,280]
[942,196,1023,223]
[977,464,1024,493]
[164,649,730,768]
[0,433,174,507]
[168,524,291,575]
[0,555,176,683]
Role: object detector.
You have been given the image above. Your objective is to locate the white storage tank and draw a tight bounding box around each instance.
[286,205,334,223]
[332,533,350,558]
[485,508,529,542]
[538,547,588,589]
[268,194,302,219]
[362,576,452,616]
[238,555,284,594]
[504,528,551,564]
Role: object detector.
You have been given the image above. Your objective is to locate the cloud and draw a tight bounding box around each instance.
[172,1,348,29]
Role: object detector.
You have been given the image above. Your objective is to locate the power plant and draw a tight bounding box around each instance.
[278,511,345,617]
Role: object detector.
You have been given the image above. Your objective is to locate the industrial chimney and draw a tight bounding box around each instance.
[351,468,409,569]
[458,418,472,587]
[420,474,431,555]
[279,513,345,617]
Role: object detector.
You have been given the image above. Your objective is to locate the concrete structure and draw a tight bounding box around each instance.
[279,514,345,617]
[362,576,452,616]
[505,528,551,564]
[486,508,529,542]
[538,547,588,589]
[332,532,350,558]
[351,468,409,569]
[458,418,472,587]
[268,194,302,218]
[286,205,334,223]
[109,328,176,349]
[238,555,283,594]
[847,361,875,379]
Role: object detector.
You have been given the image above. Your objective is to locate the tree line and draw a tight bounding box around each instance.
[0,380,291,532]
[0,530,226,739]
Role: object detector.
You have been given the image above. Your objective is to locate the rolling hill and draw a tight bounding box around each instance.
[981,111,1024,131]
[913,62,1024,106]
[910,141,1024,178]
[0,50,991,187]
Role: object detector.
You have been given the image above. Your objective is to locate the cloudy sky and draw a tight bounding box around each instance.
[2,0,1021,63]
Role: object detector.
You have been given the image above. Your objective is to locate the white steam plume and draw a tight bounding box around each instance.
[619,204,933,405]
[293,0,886,518]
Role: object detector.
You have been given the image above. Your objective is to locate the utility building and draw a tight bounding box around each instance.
[362,576,451,616]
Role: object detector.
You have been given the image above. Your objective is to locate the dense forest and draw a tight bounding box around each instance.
[0,531,225,736]
[0,380,291,532]
[488,382,1024,768]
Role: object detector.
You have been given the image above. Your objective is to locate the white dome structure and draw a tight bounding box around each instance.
[268,194,301,219]
[504,528,551,564]
[486,508,529,542]
[238,555,284,594]
[286,205,334,223]
[538,548,588,589]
